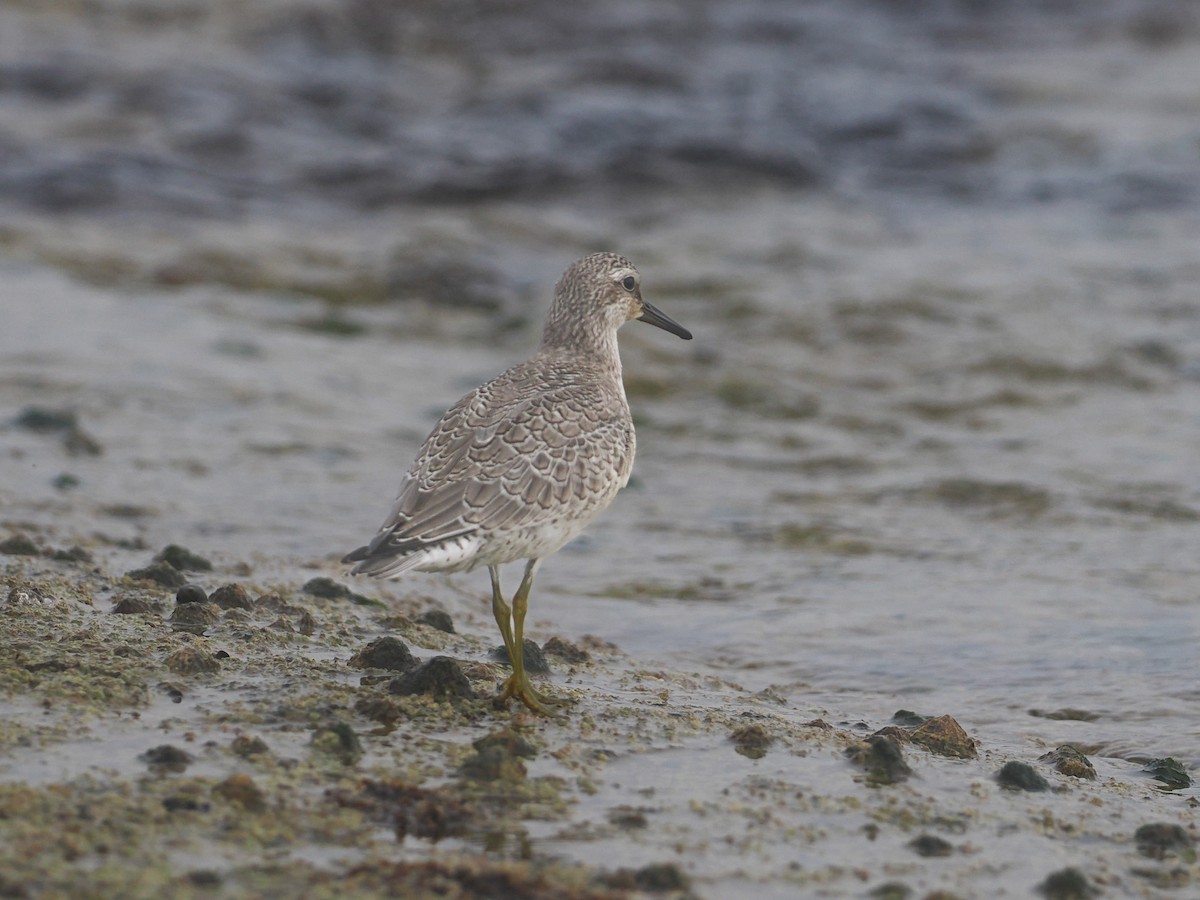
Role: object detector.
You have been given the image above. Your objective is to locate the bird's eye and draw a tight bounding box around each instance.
[621,275,636,291]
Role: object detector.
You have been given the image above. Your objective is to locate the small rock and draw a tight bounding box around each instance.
[162,795,209,814]
[543,636,591,664]
[52,472,81,490]
[869,883,913,900]
[51,545,93,563]
[311,722,362,766]
[1134,822,1194,860]
[847,734,912,786]
[348,636,416,672]
[891,709,926,727]
[165,646,220,675]
[169,603,222,629]
[186,871,222,889]
[175,584,209,605]
[1039,745,1096,780]
[457,744,527,782]
[254,592,290,612]
[1142,757,1191,791]
[112,595,162,615]
[140,744,193,773]
[209,583,254,610]
[1039,867,1095,899]
[15,406,77,432]
[634,863,689,892]
[416,609,455,633]
[997,760,1049,792]
[231,735,271,758]
[154,544,213,571]
[730,723,773,759]
[0,534,41,556]
[1028,707,1100,722]
[388,656,477,701]
[302,577,377,605]
[608,806,649,830]
[474,727,537,760]
[354,694,404,725]
[490,638,550,674]
[212,774,266,812]
[63,427,103,456]
[126,561,188,589]
[297,610,317,635]
[909,714,977,759]
[909,834,954,857]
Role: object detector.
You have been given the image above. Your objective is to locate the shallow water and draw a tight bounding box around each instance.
[3,0,1200,893]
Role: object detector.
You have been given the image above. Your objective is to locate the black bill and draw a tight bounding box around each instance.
[638,301,692,340]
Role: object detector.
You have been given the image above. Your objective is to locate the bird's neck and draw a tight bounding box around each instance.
[539,319,623,372]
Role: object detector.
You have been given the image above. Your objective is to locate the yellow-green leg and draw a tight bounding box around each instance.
[495,560,563,717]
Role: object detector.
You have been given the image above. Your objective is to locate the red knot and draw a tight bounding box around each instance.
[343,252,691,716]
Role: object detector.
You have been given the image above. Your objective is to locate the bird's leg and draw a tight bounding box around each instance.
[498,559,564,717]
[489,566,517,663]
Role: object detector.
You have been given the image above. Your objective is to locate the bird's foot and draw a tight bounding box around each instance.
[497,672,569,718]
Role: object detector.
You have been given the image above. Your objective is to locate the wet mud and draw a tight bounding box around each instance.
[3,0,1200,896]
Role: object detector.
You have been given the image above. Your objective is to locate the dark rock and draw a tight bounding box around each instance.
[209,583,254,610]
[489,638,550,674]
[847,734,912,786]
[910,714,977,759]
[169,603,221,629]
[1039,867,1095,899]
[0,534,40,556]
[730,723,773,759]
[1028,707,1100,722]
[140,744,193,773]
[127,561,188,589]
[165,646,220,675]
[608,806,649,829]
[154,544,213,571]
[1039,745,1096,780]
[311,722,363,765]
[1142,757,1191,790]
[212,774,266,812]
[473,727,537,760]
[302,577,378,606]
[175,584,208,605]
[50,544,93,563]
[891,709,926,727]
[634,863,689,892]
[457,744,527,782]
[1134,822,1194,860]
[997,760,1049,792]
[416,609,455,633]
[112,595,162,615]
[348,636,416,672]
[297,610,317,635]
[162,795,210,814]
[15,406,77,431]
[52,473,80,491]
[388,656,477,701]
[186,871,222,889]
[231,735,271,758]
[63,428,103,456]
[909,834,954,857]
[870,883,913,900]
[543,636,591,663]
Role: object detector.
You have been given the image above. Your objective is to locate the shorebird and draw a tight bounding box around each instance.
[342,252,691,715]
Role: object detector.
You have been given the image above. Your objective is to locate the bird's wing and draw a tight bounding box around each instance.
[346,363,633,565]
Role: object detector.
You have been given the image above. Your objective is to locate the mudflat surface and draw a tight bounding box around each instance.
[2,2,1199,897]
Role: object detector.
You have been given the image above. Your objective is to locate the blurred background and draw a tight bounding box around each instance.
[3,0,1200,756]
